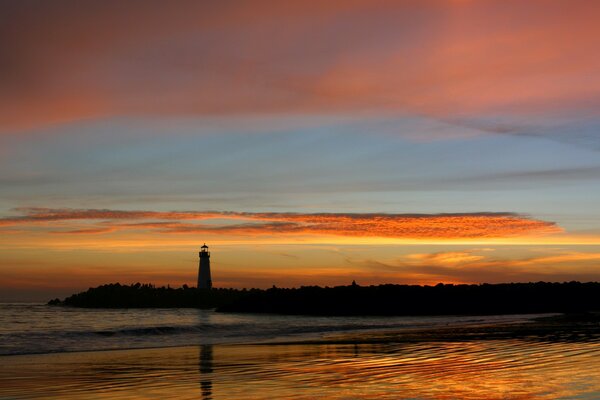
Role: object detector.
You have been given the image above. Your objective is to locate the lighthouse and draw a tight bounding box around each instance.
[197,244,212,289]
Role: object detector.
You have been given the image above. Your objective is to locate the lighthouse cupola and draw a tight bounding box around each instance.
[200,243,210,257]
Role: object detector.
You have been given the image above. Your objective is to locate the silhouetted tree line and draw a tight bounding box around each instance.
[218,282,600,315]
[48,282,250,309]
[49,281,600,316]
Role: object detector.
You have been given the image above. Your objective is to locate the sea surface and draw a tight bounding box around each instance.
[0,303,542,356]
[1,304,599,399]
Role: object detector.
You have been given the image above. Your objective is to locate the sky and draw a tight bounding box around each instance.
[1,0,600,301]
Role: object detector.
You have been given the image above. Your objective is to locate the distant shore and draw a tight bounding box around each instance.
[50,281,600,316]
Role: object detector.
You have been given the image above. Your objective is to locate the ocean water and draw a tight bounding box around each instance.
[0,303,535,355]
[1,304,599,399]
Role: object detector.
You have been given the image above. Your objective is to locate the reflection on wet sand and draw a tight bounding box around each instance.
[199,345,213,400]
[1,337,599,399]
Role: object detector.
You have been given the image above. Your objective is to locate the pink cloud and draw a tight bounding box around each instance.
[2,1,600,132]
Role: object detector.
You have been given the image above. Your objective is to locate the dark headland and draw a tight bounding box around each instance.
[49,281,600,316]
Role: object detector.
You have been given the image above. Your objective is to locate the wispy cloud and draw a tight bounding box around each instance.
[352,249,600,284]
[407,251,486,266]
[442,165,600,187]
[441,116,600,150]
[0,207,561,239]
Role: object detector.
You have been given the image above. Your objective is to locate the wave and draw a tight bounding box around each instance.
[88,320,427,338]
[92,325,199,337]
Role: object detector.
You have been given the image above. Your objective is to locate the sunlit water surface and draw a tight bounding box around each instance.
[1,304,598,399]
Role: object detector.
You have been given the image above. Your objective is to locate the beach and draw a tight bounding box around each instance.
[2,338,600,399]
[1,305,599,399]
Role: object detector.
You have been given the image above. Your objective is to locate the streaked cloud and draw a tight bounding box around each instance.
[407,251,485,266]
[442,165,600,187]
[352,248,600,284]
[0,207,560,239]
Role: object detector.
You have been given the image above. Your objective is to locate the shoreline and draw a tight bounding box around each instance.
[255,311,600,346]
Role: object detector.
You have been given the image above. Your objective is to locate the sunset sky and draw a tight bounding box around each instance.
[2,0,600,301]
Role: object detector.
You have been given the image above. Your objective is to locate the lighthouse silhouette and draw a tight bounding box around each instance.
[197,244,212,289]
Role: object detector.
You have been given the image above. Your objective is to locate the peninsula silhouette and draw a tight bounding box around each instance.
[49,281,600,316]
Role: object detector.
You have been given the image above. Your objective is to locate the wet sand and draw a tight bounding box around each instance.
[1,315,599,399]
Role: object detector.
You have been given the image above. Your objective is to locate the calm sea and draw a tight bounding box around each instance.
[1,304,599,399]
[0,303,535,355]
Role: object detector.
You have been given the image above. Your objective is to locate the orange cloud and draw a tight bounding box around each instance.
[407,251,485,265]
[349,248,600,285]
[0,207,561,239]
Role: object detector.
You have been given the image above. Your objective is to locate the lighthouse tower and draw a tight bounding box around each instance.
[197,244,212,289]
